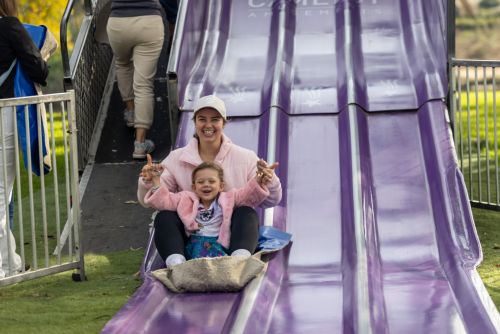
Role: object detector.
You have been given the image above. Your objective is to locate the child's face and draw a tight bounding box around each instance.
[192,168,224,205]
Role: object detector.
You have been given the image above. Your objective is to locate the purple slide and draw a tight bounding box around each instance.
[102,1,500,333]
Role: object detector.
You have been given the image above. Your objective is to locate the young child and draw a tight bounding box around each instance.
[141,155,275,266]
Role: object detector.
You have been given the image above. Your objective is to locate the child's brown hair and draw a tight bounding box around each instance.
[191,162,224,184]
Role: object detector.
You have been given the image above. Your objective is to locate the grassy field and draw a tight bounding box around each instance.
[0,250,143,334]
[475,207,500,307]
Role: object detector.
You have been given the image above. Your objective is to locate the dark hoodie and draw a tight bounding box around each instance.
[110,0,162,17]
[0,16,48,99]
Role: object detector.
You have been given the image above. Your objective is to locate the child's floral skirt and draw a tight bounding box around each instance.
[185,235,228,259]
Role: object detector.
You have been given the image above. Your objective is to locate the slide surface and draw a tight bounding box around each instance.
[102,1,500,333]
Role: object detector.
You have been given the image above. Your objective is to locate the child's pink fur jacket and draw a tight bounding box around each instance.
[143,179,269,248]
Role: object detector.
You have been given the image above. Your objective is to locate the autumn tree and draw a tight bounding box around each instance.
[17,0,70,42]
[17,0,81,92]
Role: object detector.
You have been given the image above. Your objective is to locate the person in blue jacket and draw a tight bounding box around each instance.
[0,0,48,278]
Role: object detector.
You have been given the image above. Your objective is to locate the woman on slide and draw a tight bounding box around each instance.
[138,95,282,267]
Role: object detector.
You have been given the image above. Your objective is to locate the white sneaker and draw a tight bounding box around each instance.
[231,249,251,258]
[165,254,186,267]
[133,139,155,159]
[123,109,134,127]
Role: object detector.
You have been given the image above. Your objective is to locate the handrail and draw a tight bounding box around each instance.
[60,0,92,83]
[452,58,500,67]
[60,0,75,79]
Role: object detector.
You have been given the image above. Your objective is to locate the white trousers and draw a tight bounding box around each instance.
[0,106,22,278]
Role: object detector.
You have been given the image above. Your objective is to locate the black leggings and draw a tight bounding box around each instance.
[153,206,259,261]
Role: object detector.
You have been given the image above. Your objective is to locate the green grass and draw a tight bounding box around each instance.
[0,250,143,334]
[455,91,500,154]
[475,207,500,307]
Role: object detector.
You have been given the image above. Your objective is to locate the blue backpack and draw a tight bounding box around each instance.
[14,24,51,176]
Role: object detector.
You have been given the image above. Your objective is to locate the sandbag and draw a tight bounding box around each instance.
[152,252,266,293]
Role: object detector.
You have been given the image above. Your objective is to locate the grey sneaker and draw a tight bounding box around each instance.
[123,109,134,127]
[133,139,155,159]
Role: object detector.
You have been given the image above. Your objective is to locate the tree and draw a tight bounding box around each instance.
[18,0,68,42]
[17,0,71,92]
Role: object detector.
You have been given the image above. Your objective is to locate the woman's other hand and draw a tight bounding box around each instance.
[256,159,278,186]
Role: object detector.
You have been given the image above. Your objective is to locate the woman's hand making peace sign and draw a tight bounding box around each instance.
[256,159,278,186]
[140,154,164,187]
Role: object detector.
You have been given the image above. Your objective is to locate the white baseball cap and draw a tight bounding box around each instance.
[193,95,227,120]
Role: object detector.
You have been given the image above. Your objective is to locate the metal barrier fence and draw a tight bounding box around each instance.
[450,59,500,210]
[61,0,113,169]
[0,91,84,286]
